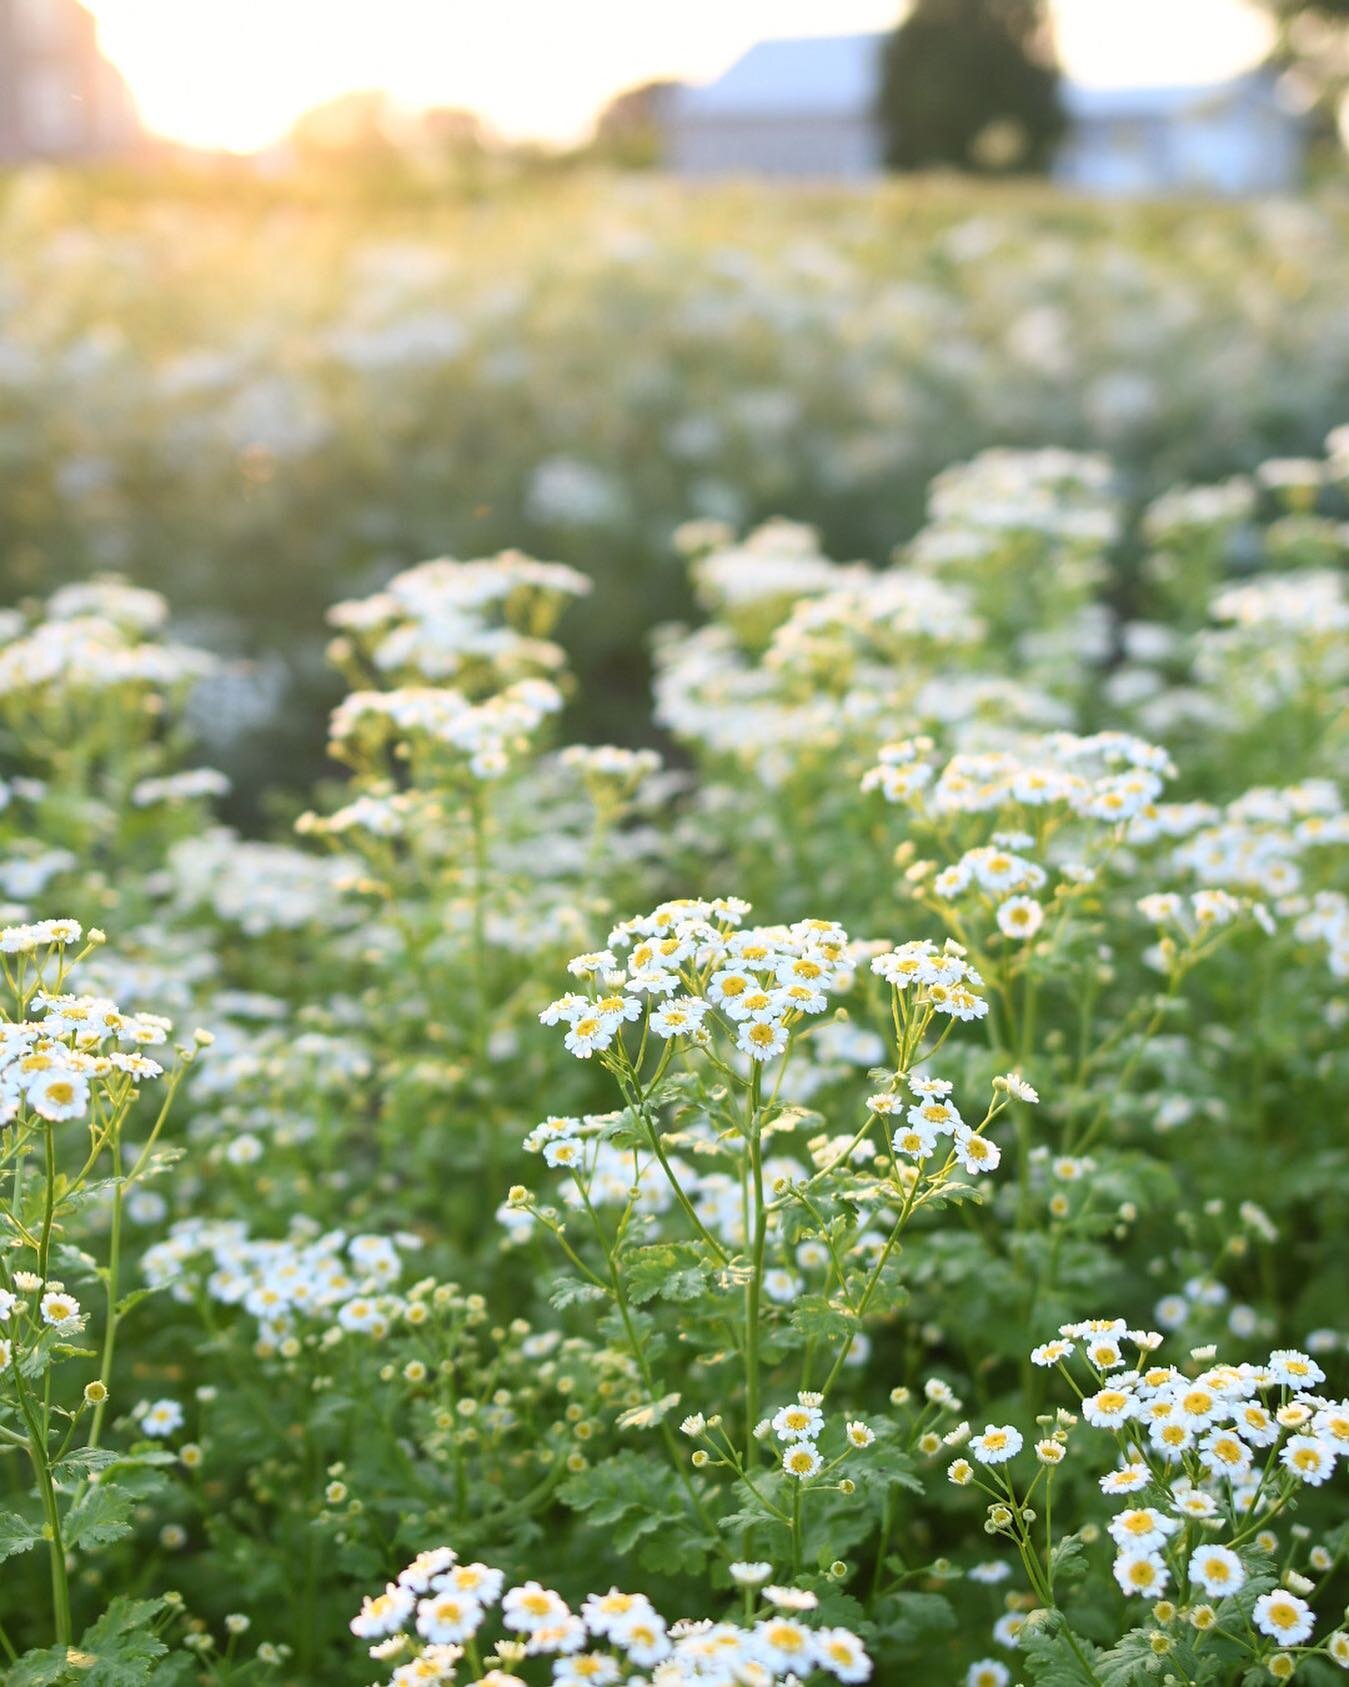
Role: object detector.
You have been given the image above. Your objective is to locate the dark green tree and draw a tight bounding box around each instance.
[876,0,1065,174]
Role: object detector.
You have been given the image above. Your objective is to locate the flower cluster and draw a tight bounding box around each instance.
[351,1547,871,1685]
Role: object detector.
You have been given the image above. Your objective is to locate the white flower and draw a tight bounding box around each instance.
[1253,1592,1315,1645]
[1281,1434,1336,1485]
[27,1070,90,1122]
[781,1442,823,1479]
[970,1424,1022,1465]
[39,1290,81,1327]
[1113,1550,1169,1597]
[1268,1349,1326,1390]
[966,1662,1010,1687]
[415,1590,483,1644]
[350,1584,415,1639]
[728,1561,772,1586]
[954,1126,1001,1175]
[1099,1463,1150,1495]
[771,1402,824,1442]
[813,1627,872,1682]
[138,1398,184,1437]
[1188,1545,1245,1597]
[996,896,1044,941]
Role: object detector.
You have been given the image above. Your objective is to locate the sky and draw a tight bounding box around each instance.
[84,0,1278,154]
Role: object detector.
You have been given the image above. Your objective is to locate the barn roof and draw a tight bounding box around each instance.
[674,33,883,120]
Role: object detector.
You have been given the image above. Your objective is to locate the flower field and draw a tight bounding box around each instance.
[0,177,1346,1686]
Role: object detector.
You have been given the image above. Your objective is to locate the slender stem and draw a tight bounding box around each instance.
[87,1134,123,1449]
[13,1364,72,1645]
[743,1067,766,1461]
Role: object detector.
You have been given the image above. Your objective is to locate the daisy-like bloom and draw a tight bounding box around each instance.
[948,1459,973,1485]
[1253,1591,1315,1646]
[845,1420,875,1449]
[1235,1401,1280,1447]
[1172,1488,1219,1520]
[996,896,1044,941]
[1031,1339,1074,1367]
[893,1121,938,1160]
[1188,1545,1245,1598]
[966,1661,1010,1687]
[1197,1427,1253,1479]
[763,1586,818,1611]
[1281,1434,1337,1486]
[502,1582,572,1636]
[813,1628,872,1683]
[1327,1631,1349,1668]
[970,1425,1022,1465]
[908,1096,962,1133]
[415,1590,483,1644]
[562,1016,616,1060]
[1035,1438,1065,1465]
[954,1125,1001,1175]
[39,1290,81,1327]
[398,1549,458,1592]
[612,1610,670,1668]
[580,1585,647,1639]
[1113,1550,1169,1598]
[727,1562,772,1587]
[649,998,709,1039]
[781,1442,823,1479]
[753,1617,815,1673]
[1083,1335,1125,1370]
[909,1075,954,1098]
[439,1562,505,1606]
[1099,1464,1150,1495]
[0,1339,11,1372]
[138,1398,184,1437]
[1268,1349,1326,1390]
[737,1018,788,1062]
[27,1069,90,1122]
[1108,1509,1178,1553]
[1000,1073,1039,1103]
[771,1402,823,1442]
[351,1583,415,1639]
[1082,1388,1136,1428]
[551,1649,615,1683]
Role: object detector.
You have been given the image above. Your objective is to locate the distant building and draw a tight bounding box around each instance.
[1055,74,1304,196]
[664,33,1305,196]
[668,35,884,180]
[0,0,142,164]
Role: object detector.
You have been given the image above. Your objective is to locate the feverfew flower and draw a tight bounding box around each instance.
[970,1425,1022,1465]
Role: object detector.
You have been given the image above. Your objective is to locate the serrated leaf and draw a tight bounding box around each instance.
[65,1483,135,1550]
[623,1243,709,1304]
[547,1274,609,1311]
[77,1595,169,1685]
[7,1645,70,1687]
[0,1508,44,1563]
[878,1589,957,1648]
[789,1293,855,1342]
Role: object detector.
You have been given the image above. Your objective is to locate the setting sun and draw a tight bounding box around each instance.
[83,0,1275,154]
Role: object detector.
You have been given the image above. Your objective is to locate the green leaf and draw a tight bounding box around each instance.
[559,1450,698,1557]
[7,1646,71,1687]
[547,1274,608,1311]
[623,1243,709,1304]
[65,1483,135,1551]
[1020,1614,1107,1686]
[0,1508,44,1563]
[789,1294,855,1342]
[1050,1531,1090,1586]
[878,1589,957,1648]
[77,1596,170,1686]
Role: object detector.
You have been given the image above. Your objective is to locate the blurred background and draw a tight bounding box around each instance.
[1,0,1347,811]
